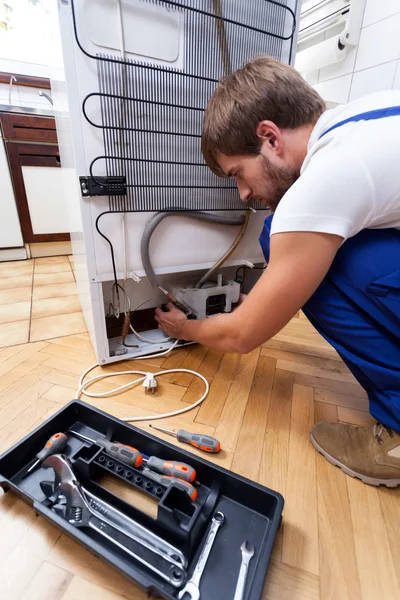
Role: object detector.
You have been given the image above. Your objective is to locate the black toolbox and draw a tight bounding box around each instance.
[0,400,283,599]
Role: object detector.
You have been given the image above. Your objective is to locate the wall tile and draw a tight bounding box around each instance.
[349,60,398,100]
[319,46,358,82]
[355,14,400,71]
[314,74,352,104]
[302,70,320,86]
[363,0,400,28]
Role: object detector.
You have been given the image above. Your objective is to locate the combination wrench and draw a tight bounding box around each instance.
[233,540,255,600]
[178,511,225,600]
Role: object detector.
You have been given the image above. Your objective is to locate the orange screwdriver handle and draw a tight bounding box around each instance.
[170,477,198,502]
[176,430,221,454]
[143,468,198,502]
[36,433,68,461]
[159,475,198,502]
[146,457,196,482]
[100,440,143,468]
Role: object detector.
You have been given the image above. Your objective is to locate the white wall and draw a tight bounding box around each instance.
[0,0,62,110]
[303,0,400,104]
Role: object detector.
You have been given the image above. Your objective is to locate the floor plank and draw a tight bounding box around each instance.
[213,348,260,452]
[0,266,398,600]
[258,369,293,499]
[61,575,139,600]
[0,516,60,600]
[231,355,276,480]
[20,561,73,600]
[337,406,376,426]
[316,450,361,600]
[282,384,319,576]
[48,535,144,599]
[347,477,400,599]
[379,488,400,591]
[262,560,319,600]
[195,351,240,426]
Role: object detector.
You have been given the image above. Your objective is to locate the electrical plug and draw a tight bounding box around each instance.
[143,373,157,394]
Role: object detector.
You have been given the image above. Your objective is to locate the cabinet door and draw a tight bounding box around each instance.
[6,142,70,243]
[0,113,57,143]
[0,136,23,248]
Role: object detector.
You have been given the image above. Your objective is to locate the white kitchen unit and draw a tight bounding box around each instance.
[0,126,25,259]
[54,0,300,364]
[22,164,70,236]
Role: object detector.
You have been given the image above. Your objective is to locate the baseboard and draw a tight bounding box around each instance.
[29,241,72,258]
[0,246,28,262]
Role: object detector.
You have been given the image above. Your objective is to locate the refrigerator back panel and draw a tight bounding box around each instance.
[58,0,299,279]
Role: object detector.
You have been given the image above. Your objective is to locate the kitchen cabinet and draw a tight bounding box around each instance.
[0,129,23,248]
[0,112,70,244]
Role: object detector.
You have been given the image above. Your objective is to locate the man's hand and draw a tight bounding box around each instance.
[154,303,188,338]
[153,231,343,353]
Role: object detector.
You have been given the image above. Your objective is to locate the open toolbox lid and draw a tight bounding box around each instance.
[0,400,283,599]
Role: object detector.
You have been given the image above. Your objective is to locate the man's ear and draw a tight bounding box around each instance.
[256,120,282,154]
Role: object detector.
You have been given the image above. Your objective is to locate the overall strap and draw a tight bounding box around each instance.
[318,106,400,139]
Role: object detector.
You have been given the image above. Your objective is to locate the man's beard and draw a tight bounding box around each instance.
[254,154,298,211]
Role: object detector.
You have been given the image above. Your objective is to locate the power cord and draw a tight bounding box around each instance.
[235,262,267,283]
[76,351,209,423]
[128,295,172,345]
[79,297,208,421]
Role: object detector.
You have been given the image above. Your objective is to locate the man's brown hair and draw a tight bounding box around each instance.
[201,56,326,176]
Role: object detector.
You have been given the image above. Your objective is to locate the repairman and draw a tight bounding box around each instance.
[155,57,400,488]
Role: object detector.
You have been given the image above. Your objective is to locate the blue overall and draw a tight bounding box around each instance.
[259,108,400,432]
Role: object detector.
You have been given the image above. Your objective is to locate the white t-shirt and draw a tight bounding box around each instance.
[270,90,400,240]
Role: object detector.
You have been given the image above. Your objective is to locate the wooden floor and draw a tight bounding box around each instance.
[0,258,399,600]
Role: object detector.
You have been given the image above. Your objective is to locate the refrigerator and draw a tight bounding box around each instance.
[53,0,300,364]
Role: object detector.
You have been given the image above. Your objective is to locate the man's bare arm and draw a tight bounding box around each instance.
[155,231,343,353]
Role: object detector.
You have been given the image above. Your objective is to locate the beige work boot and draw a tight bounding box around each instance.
[310,421,400,487]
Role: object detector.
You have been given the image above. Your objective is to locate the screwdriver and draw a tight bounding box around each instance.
[24,432,68,478]
[142,467,198,502]
[149,425,221,454]
[69,430,197,481]
[142,455,196,483]
[68,430,143,468]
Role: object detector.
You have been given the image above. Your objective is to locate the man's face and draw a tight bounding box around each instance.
[217,151,298,211]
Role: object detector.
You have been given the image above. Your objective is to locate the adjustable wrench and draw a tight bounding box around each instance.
[178,511,225,600]
[42,454,186,587]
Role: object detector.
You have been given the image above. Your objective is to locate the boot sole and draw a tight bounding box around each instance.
[310,431,400,488]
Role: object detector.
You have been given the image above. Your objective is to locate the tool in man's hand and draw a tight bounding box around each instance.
[178,511,225,599]
[149,425,221,454]
[233,541,255,600]
[158,286,197,319]
[142,455,196,483]
[23,432,68,478]
[142,467,198,502]
[68,430,143,468]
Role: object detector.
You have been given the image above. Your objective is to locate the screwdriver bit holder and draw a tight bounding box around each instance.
[71,439,210,552]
